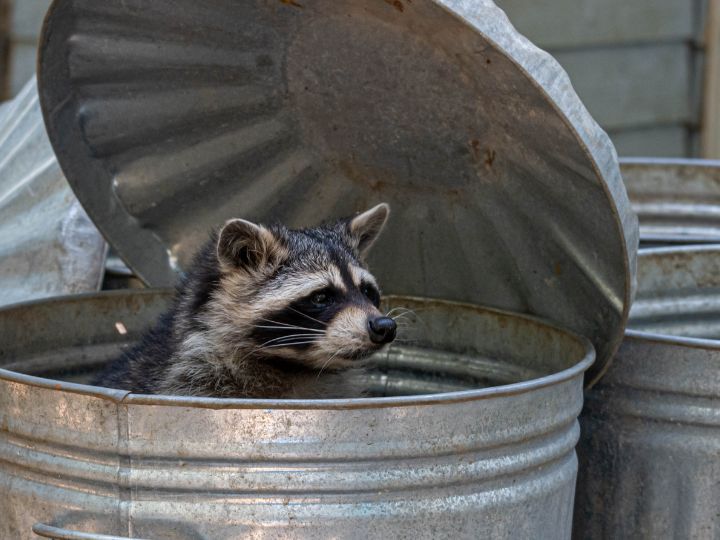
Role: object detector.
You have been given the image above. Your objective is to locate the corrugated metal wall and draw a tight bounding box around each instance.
[495,0,708,157]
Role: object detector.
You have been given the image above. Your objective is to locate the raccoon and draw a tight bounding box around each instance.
[94,203,397,399]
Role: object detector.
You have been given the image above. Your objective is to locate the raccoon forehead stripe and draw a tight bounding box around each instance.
[348,264,378,289]
[327,264,346,292]
[263,275,332,300]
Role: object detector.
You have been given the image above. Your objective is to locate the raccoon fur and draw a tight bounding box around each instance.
[93,203,397,399]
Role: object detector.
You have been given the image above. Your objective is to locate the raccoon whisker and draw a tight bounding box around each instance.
[255,322,324,333]
[387,313,417,326]
[260,341,320,349]
[259,318,324,331]
[253,324,323,334]
[260,334,321,346]
[385,307,414,317]
[287,307,328,327]
[236,341,311,362]
[256,326,323,338]
[317,350,342,379]
[232,336,320,362]
[387,307,429,325]
[259,317,296,326]
[391,316,418,328]
[386,307,418,316]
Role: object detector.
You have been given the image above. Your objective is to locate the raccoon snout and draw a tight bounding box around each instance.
[367,316,397,344]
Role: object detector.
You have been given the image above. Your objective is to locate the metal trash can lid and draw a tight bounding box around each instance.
[37,0,637,385]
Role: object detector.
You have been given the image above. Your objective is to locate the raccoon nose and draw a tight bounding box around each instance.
[368,317,397,344]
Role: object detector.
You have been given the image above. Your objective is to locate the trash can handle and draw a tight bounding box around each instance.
[32,523,150,540]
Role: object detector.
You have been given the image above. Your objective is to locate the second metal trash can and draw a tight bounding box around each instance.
[575,245,720,539]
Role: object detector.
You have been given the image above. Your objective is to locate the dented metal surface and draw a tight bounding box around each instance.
[0,291,593,539]
[621,157,720,244]
[37,0,636,385]
[575,245,720,539]
[0,77,107,307]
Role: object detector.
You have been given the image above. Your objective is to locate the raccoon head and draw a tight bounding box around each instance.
[210,203,396,371]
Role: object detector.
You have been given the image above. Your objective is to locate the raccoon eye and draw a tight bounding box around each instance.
[361,283,380,307]
[311,290,332,307]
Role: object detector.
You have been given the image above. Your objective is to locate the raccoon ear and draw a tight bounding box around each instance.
[348,203,390,258]
[217,219,279,271]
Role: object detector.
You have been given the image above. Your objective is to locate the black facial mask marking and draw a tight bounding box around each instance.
[360,281,381,308]
[249,286,345,351]
[249,281,380,353]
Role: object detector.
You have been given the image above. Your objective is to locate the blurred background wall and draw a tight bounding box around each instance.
[1,0,718,158]
[495,0,718,158]
[1,0,50,98]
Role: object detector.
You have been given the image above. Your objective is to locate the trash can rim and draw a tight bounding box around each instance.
[622,244,720,351]
[0,289,595,410]
[625,329,720,351]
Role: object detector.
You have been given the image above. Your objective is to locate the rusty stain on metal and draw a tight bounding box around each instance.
[385,0,405,12]
[484,148,496,167]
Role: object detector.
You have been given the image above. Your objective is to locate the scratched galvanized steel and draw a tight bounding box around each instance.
[37,0,636,386]
[0,292,593,539]
[0,77,107,307]
[621,158,720,244]
[575,245,720,539]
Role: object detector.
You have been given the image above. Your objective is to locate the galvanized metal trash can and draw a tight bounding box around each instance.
[620,158,720,245]
[575,246,720,539]
[0,291,594,539]
[3,0,638,537]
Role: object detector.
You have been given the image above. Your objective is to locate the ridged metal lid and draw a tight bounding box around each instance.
[37,0,637,385]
